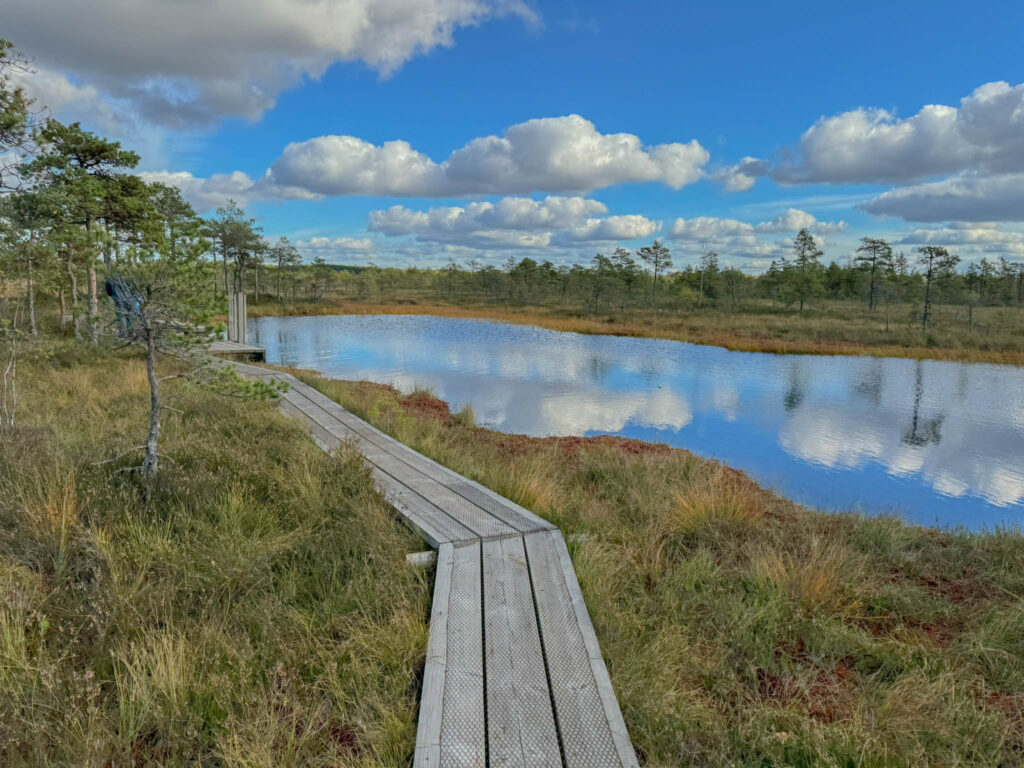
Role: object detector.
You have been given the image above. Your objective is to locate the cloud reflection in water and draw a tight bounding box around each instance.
[253,314,1024,529]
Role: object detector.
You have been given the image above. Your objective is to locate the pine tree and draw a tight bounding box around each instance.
[854,237,894,310]
[916,246,960,331]
[637,240,672,304]
[789,228,824,312]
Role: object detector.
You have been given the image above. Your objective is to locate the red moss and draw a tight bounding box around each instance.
[755,655,859,724]
[923,575,1000,605]
[329,722,363,755]
[859,611,961,648]
[806,660,857,723]
[985,692,1024,727]
[919,620,960,647]
[401,392,453,422]
[756,668,800,702]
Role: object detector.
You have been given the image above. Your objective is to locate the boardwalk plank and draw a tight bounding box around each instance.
[283,386,521,539]
[525,530,631,767]
[483,536,561,768]
[295,385,556,534]
[440,541,487,767]
[414,543,454,768]
[279,391,473,545]
[284,388,511,539]
[548,532,638,768]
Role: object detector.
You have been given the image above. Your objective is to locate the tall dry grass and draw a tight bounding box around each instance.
[299,370,1024,767]
[0,344,430,766]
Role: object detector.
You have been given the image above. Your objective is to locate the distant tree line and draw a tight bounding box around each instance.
[282,232,1024,332]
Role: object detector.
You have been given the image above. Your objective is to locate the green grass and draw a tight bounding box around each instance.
[7,339,1024,766]
[0,345,430,766]
[296,372,1024,767]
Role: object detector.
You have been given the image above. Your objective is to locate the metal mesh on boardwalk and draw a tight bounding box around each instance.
[226,362,638,767]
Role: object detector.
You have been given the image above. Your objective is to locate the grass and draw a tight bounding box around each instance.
[7,336,1024,766]
[248,296,1024,365]
[289,370,1024,767]
[0,344,430,766]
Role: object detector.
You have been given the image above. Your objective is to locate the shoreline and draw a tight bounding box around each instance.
[247,301,1024,366]
[270,364,971,536]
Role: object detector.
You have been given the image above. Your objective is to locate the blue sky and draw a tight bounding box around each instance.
[8,0,1024,269]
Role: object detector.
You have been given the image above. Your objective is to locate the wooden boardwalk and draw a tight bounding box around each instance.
[206,340,266,362]
[230,362,638,768]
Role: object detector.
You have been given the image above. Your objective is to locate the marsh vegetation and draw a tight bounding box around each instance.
[0,345,429,765]
[296,371,1024,767]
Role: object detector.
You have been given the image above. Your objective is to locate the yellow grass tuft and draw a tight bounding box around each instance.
[501,453,561,511]
[673,470,763,532]
[15,469,79,551]
[753,537,864,616]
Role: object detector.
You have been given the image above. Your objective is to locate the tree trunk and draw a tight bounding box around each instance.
[27,251,37,337]
[67,254,81,340]
[922,273,932,331]
[221,248,229,299]
[89,260,99,344]
[59,288,68,332]
[141,324,161,485]
[1,301,18,428]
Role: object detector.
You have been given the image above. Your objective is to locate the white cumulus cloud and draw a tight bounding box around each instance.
[897,223,1024,255]
[770,80,1024,225]
[754,208,847,234]
[269,115,709,197]
[668,209,845,267]
[297,236,375,253]
[5,0,538,127]
[139,170,319,212]
[861,172,1024,222]
[671,208,844,240]
[772,81,1024,186]
[712,156,771,192]
[367,195,660,250]
[772,103,968,186]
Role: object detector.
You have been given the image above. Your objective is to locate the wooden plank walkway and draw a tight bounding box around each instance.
[206,339,266,362]
[229,362,638,768]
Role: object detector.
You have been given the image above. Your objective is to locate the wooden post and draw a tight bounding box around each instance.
[227,292,247,343]
[240,292,247,344]
[227,292,237,342]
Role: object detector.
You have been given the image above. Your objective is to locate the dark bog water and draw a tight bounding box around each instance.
[251,314,1024,530]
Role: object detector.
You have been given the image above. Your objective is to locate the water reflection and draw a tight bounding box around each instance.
[251,314,1024,530]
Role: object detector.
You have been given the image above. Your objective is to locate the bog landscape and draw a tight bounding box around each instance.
[2,4,1024,766]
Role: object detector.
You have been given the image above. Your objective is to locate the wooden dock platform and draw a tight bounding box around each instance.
[229,362,638,768]
[206,340,266,362]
